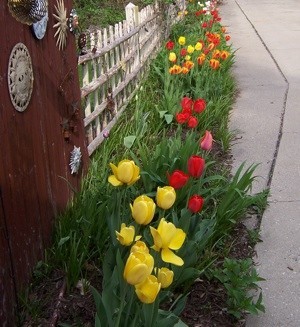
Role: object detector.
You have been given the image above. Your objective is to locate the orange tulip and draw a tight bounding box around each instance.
[209,59,220,70]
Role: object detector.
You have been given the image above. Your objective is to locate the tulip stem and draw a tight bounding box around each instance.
[124,287,134,327]
[116,288,126,327]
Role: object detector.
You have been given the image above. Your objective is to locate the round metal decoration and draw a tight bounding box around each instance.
[32,12,48,39]
[7,43,34,112]
[8,0,48,25]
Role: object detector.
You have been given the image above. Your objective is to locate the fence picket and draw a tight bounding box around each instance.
[79,1,186,155]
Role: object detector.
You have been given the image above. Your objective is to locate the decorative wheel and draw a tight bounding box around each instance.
[7,43,34,112]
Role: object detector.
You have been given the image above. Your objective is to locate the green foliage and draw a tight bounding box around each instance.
[210,258,265,319]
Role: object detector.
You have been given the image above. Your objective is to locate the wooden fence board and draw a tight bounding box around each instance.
[0,0,89,324]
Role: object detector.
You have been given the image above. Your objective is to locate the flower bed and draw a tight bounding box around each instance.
[20,1,267,325]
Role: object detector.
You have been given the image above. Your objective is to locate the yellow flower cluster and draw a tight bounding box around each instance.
[110,160,186,304]
[167,28,231,75]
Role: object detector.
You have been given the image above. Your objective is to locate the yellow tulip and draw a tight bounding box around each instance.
[195,42,203,51]
[150,218,186,266]
[135,275,161,304]
[178,36,186,46]
[108,160,140,186]
[116,223,140,246]
[184,55,191,61]
[168,52,177,62]
[130,195,156,225]
[157,267,174,288]
[131,240,149,254]
[124,251,154,285]
[187,45,194,54]
[156,186,176,210]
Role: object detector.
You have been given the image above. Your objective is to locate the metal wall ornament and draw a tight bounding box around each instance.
[69,146,82,175]
[53,0,68,51]
[8,43,34,112]
[32,12,48,39]
[68,9,79,34]
[8,0,48,25]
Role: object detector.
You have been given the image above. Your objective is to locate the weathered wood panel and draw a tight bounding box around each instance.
[0,0,89,324]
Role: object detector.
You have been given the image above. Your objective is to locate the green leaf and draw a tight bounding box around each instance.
[169,293,189,316]
[159,110,168,118]
[124,135,136,149]
[164,114,173,124]
[57,236,70,247]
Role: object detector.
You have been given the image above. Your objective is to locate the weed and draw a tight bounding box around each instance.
[210,258,265,319]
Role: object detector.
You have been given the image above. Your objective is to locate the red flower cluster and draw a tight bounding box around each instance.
[175,96,207,129]
[167,155,205,214]
[167,154,205,189]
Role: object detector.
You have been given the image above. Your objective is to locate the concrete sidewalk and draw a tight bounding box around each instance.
[220,0,300,326]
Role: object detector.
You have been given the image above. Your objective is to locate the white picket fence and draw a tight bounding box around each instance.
[78,1,186,155]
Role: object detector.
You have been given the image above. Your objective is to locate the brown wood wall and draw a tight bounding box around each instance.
[0,1,89,324]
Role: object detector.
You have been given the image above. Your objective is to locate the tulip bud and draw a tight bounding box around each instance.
[131,241,149,254]
[116,223,137,246]
[200,130,213,151]
[135,275,161,304]
[167,170,189,189]
[187,45,195,54]
[156,186,176,210]
[165,40,175,50]
[176,112,190,124]
[195,42,203,51]
[130,195,156,225]
[188,195,204,213]
[124,251,154,285]
[108,160,140,186]
[178,36,186,45]
[187,116,198,128]
[168,52,177,62]
[187,155,205,178]
[193,98,206,113]
[157,267,174,288]
[181,96,193,111]
[209,59,220,70]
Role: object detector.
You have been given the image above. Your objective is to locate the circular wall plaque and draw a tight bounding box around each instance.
[7,43,34,112]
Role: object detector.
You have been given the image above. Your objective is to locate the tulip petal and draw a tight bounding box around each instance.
[118,162,134,183]
[169,229,186,250]
[124,263,149,285]
[109,163,118,176]
[150,226,163,249]
[161,248,184,266]
[108,175,123,186]
[158,219,176,248]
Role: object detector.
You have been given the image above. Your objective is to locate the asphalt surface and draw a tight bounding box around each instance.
[220,1,300,326]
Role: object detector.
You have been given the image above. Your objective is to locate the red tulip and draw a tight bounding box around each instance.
[176,112,190,124]
[193,98,206,113]
[188,195,204,213]
[200,130,213,151]
[187,116,198,128]
[168,170,189,189]
[181,97,193,111]
[166,40,175,50]
[180,48,188,56]
[187,155,205,178]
